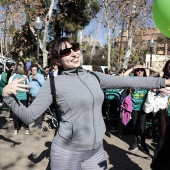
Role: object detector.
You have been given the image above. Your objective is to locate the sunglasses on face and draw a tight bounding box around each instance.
[58,43,79,57]
[135,68,145,72]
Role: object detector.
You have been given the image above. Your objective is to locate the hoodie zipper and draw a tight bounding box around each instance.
[76,71,96,149]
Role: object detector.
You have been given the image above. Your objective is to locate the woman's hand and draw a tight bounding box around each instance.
[2,77,29,96]
[159,87,170,95]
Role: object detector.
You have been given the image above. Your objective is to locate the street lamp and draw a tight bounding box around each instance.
[148,38,155,67]
[34,16,43,61]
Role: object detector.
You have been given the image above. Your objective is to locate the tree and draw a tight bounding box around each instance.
[82,41,107,66]
[90,8,104,64]
[0,0,54,67]
[0,0,101,67]
[101,0,155,69]
[54,0,100,40]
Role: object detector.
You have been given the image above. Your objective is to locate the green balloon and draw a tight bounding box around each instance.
[153,0,170,38]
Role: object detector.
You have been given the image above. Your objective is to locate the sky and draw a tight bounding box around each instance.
[82,7,121,46]
[83,17,108,45]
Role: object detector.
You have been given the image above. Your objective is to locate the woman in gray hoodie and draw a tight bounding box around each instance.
[2,37,170,170]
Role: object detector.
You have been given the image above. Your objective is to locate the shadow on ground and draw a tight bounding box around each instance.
[0,115,8,129]
[27,141,51,170]
[104,138,150,170]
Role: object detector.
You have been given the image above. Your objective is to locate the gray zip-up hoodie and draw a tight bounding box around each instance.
[3,66,165,151]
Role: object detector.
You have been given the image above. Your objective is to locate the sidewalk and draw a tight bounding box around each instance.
[0,111,156,170]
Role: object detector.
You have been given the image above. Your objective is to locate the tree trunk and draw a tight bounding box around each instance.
[90,9,104,63]
[122,26,132,69]
[122,0,138,68]
[29,0,55,67]
[78,30,83,64]
[103,0,111,69]
[42,0,55,67]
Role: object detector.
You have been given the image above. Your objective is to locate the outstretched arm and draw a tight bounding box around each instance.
[94,71,167,90]
[2,77,53,125]
[123,65,142,76]
[145,66,160,73]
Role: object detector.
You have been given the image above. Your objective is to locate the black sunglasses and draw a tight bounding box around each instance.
[58,43,79,57]
[135,68,145,72]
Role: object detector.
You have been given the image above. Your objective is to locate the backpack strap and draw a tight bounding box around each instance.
[89,71,100,83]
[49,74,60,125]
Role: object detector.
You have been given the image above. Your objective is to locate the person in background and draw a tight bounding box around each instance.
[18,60,30,105]
[18,60,25,68]
[25,57,31,72]
[36,58,44,75]
[9,64,30,135]
[92,65,103,73]
[3,37,170,170]
[104,68,127,133]
[43,66,50,80]
[18,60,28,76]
[104,68,108,74]
[124,64,150,154]
[0,63,7,108]
[108,67,116,75]
[6,63,16,119]
[117,68,126,76]
[7,63,15,82]
[29,64,45,129]
[50,63,59,77]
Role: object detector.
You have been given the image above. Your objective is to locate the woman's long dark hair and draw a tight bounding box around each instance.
[162,60,170,79]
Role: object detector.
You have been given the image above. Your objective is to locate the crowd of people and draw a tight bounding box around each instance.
[0,58,59,135]
[0,37,170,169]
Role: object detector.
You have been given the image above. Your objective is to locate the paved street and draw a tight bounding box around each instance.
[0,111,156,170]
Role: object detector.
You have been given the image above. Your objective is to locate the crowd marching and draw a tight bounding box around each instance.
[0,37,170,169]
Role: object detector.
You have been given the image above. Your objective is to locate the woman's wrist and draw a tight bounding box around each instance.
[165,79,170,87]
[2,88,10,96]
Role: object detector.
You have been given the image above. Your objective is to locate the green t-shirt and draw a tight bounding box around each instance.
[131,89,148,111]
[0,72,7,95]
[167,97,170,117]
[105,89,121,100]
[12,74,27,100]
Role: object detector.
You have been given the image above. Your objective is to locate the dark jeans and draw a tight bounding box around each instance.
[13,100,29,130]
[151,117,170,170]
[0,95,3,103]
[131,110,147,145]
[31,96,43,125]
[157,109,166,150]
